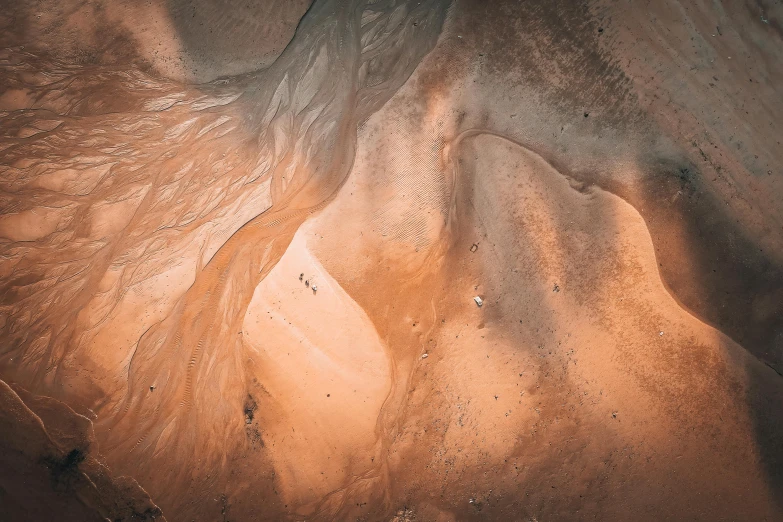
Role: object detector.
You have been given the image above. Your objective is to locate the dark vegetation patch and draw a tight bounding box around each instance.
[42,448,86,491]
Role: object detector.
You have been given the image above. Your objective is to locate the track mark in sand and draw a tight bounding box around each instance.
[132,434,149,452]
[179,338,205,409]
[178,267,227,411]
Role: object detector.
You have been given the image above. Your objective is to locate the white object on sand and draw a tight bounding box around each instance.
[474,296,483,307]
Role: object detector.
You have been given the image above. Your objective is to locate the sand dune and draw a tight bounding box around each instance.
[303,49,783,517]
[0,0,781,520]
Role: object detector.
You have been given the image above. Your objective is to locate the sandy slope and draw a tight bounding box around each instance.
[297,27,783,514]
[0,0,782,520]
[0,0,311,83]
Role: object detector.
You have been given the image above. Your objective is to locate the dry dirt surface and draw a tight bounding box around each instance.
[0,0,782,521]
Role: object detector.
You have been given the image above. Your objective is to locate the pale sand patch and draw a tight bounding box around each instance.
[243,225,390,511]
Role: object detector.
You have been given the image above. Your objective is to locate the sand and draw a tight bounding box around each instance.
[0,0,311,83]
[0,0,781,520]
